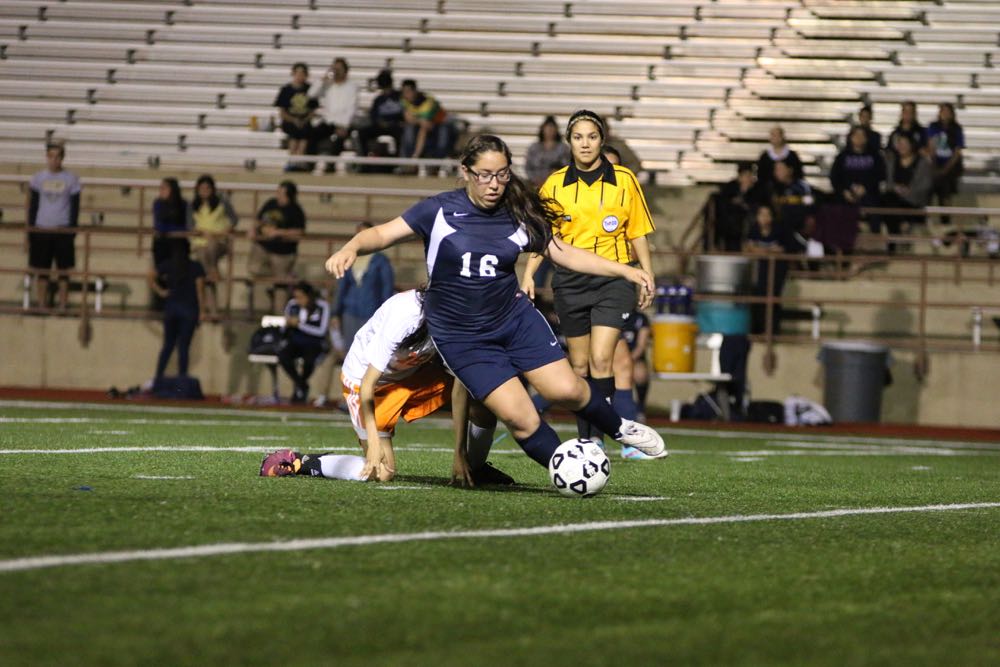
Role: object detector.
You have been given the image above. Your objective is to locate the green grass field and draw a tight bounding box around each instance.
[1,401,998,667]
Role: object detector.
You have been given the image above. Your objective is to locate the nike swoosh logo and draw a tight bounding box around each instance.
[453,212,469,217]
[550,340,558,346]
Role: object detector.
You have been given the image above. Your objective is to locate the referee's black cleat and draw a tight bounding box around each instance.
[470,461,516,486]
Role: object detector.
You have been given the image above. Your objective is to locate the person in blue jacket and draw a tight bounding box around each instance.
[332,221,395,347]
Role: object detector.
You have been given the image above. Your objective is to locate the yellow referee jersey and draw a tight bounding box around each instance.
[539,159,655,264]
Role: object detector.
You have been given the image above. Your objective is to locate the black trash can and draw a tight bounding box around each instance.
[819,341,891,423]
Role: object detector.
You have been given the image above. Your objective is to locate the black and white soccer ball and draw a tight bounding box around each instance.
[548,438,611,498]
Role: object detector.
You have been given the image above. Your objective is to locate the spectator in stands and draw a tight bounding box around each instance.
[188,174,237,319]
[279,281,331,404]
[247,180,305,312]
[357,69,405,162]
[148,238,206,381]
[711,162,763,251]
[846,104,882,156]
[400,79,455,161]
[927,102,965,223]
[310,57,360,168]
[525,115,570,187]
[886,101,927,158]
[27,142,80,311]
[744,204,793,334]
[768,160,814,234]
[332,222,395,347]
[274,62,318,172]
[880,133,933,250]
[756,125,803,189]
[830,125,886,221]
[602,118,642,175]
[152,178,189,267]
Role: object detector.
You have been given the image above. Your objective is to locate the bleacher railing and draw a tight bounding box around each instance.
[2,178,999,377]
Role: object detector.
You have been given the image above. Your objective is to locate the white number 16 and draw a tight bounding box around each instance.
[460,252,499,278]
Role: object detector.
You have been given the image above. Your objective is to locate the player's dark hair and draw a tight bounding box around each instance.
[333,57,349,72]
[191,174,220,210]
[397,286,429,350]
[401,79,417,90]
[291,62,309,75]
[736,161,755,175]
[460,134,556,254]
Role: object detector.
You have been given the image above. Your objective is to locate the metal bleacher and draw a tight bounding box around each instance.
[0,0,998,183]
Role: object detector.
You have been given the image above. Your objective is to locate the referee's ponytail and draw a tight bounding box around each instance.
[460,134,558,254]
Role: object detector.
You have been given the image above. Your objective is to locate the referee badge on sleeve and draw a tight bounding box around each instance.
[602,215,620,232]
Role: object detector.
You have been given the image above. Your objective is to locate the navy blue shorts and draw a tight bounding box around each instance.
[432,295,565,402]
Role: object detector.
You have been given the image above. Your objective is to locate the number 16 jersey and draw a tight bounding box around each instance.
[402,188,529,341]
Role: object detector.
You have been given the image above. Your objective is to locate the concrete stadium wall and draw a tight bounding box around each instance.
[1,313,997,428]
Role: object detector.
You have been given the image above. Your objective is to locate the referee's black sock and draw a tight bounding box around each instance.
[575,373,592,439]
[573,377,624,441]
[591,376,616,440]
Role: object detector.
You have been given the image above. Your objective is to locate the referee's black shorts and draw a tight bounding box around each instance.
[28,231,75,270]
[551,269,637,338]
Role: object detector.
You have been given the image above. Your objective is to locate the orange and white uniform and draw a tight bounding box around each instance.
[341,290,451,440]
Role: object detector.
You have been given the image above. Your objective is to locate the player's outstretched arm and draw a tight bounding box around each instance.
[546,237,654,307]
[359,363,396,482]
[325,217,414,278]
[519,253,545,300]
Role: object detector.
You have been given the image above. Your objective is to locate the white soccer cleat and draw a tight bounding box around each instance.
[615,419,668,459]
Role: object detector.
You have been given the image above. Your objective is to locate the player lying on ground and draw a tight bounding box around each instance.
[326,134,666,477]
[262,288,512,486]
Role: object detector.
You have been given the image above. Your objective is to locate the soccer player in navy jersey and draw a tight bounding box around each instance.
[326,135,666,478]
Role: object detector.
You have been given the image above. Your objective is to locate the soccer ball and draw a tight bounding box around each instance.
[548,439,611,498]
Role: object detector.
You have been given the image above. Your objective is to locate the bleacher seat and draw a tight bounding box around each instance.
[0,0,998,184]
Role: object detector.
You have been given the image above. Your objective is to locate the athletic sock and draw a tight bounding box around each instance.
[573,378,625,440]
[466,423,495,471]
[514,421,561,467]
[590,376,616,440]
[575,372,592,439]
[636,382,650,413]
[301,453,366,481]
[612,388,639,421]
[531,392,553,415]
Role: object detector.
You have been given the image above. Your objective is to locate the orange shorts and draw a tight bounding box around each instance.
[342,365,453,440]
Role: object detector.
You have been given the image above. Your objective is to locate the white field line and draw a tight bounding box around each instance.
[657,426,1000,450]
[0,444,995,459]
[5,400,998,449]
[0,445,474,456]
[133,475,195,480]
[0,501,996,574]
[0,400,342,421]
[0,417,346,428]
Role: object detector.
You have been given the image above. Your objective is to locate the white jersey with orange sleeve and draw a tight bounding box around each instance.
[340,289,438,388]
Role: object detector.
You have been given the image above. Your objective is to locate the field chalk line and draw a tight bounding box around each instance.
[1,502,997,574]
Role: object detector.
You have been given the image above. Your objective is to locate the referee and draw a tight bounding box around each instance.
[522,110,655,450]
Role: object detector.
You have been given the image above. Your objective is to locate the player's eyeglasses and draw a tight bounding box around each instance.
[467,167,512,185]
